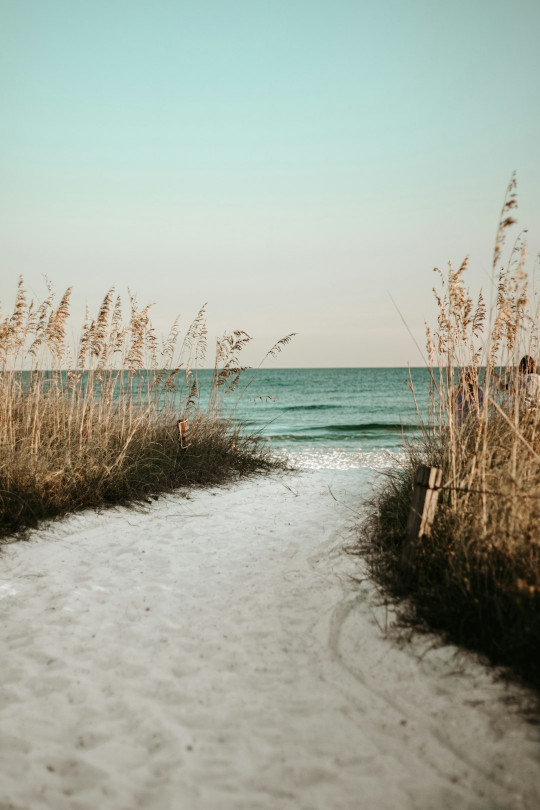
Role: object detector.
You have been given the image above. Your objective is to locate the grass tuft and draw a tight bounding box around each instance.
[0,281,286,539]
[358,177,540,687]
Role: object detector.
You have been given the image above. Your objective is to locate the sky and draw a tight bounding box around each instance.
[1,0,540,367]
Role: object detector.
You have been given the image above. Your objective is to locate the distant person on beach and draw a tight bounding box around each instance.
[516,355,540,407]
[456,370,484,424]
[498,355,540,408]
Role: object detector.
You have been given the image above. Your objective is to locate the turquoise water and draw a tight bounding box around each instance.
[12,367,431,471]
[196,367,432,470]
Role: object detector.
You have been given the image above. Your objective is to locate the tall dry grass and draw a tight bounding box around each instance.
[359,176,540,686]
[0,281,289,538]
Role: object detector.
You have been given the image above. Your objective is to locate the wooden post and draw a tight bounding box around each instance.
[177,419,190,449]
[402,465,442,566]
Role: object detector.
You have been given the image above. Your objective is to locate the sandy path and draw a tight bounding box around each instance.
[0,469,539,810]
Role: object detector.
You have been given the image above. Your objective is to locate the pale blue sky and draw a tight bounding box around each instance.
[1,0,539,366]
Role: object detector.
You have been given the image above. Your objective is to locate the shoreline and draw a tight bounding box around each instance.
[1,467,539,809]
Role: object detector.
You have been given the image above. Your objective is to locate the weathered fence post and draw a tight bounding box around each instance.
[402,465,442,566]
[177,419,190,449]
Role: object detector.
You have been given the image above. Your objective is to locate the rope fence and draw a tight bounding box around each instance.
[438,484,540,500]
[403,464,540,565]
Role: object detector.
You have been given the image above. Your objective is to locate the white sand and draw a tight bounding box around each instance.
[1,468,539,810]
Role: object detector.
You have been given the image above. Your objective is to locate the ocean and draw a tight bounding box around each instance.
[15,366,432,472]
[197,367,432,470]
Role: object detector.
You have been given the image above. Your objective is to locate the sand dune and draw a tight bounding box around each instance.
[1,468,539,809]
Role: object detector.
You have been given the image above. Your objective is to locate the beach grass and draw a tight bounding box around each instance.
[0,281,290,538]
[358,176,540,687]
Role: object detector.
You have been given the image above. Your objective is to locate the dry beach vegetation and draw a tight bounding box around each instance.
[0,281,291,538]
[359,176,540,686]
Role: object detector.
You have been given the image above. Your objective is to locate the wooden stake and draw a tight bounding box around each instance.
[402,465,442,567]
[177,419,190,449]
[407,465,442,539]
